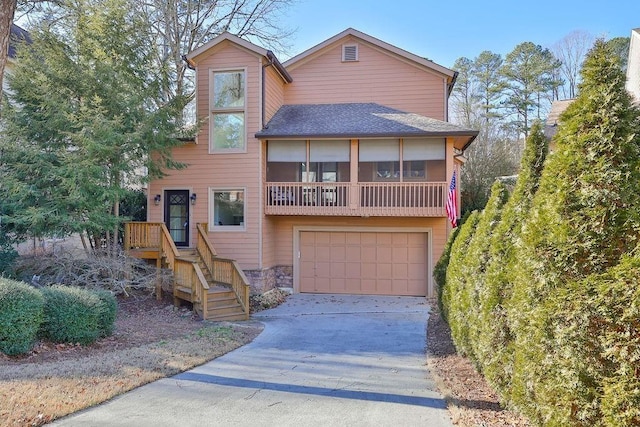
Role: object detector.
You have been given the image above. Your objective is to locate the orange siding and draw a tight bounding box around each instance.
[284,36,446,119]
[264,64,285,123]
[261,141,276,267]
[148,41,263,270]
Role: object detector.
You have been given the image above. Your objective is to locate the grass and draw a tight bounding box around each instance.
[0,323,262,426]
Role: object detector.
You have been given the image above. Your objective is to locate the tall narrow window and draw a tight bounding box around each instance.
[211,70,245,152]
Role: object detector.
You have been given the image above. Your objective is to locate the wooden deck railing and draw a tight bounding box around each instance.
[124,221,162,250]
[265,182,447,216]
[196,223,250,318]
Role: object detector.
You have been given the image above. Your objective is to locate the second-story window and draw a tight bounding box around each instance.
[211,70,245,152]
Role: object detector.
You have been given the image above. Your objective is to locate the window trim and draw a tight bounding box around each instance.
[209,187,247,231]
[209,68,247,154]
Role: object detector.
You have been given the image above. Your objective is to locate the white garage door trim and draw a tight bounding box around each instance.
[293,226,434,297]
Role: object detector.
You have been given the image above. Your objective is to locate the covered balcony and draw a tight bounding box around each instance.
[256,103,478,218]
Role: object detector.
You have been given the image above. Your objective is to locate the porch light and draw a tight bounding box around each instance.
[154,194,161,205]
[190,193,197,205]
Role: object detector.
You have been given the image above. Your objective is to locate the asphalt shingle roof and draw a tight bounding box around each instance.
[9,24,31,59]
[255,103,478,144]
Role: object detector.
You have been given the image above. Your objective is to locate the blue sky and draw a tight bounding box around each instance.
[278,0,640,67]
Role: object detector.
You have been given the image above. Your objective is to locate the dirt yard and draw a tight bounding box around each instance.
[426,301,530,426]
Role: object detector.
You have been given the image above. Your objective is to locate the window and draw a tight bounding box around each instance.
[211,70,245,152]
[402,138,445,181]
[266,140,350,182]
[309,140,350,182]
[359,139,400,182]
[358,138,446,182]
[211,189,245,229]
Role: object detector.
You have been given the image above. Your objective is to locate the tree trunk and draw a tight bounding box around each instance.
[0,0,18,115]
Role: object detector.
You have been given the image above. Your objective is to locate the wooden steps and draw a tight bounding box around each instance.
[125,223,251,323]
[175,248,247,321]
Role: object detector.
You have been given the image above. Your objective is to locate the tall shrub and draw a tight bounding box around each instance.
[434,223,460,314]
[544,254,640,426]
[508,39,640,424]
[441,210,479,352]
[476,122,548,396]
[461,181,509,364]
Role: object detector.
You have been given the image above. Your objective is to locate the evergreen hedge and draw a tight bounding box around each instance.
[441,210,479,349]
[0,278,44,355]
[437,40,640,426]
[477,122,548,396]
[40,285,107,345]
[434,222,460,314]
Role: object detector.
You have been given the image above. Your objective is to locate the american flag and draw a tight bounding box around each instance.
[446,171,458,228]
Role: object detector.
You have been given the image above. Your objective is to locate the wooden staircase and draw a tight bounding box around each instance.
[124,222,250,321]
[177,249,247,321]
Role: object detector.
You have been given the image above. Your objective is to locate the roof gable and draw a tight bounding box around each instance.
[284,28,455,81]
[184,32,291,83]
[186,32,268,62]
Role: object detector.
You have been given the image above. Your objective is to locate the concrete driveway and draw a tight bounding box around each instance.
[53,294,452,427]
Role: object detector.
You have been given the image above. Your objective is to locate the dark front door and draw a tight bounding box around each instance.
[164,190,189,247]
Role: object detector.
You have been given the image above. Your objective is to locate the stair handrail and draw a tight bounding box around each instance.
[173,258,209,315]
[159,223,181,270]
[196,223,250,319]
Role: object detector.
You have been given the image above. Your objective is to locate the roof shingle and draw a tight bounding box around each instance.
[255,103,478,149]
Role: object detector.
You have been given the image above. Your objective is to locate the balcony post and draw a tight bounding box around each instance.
[350,139,359,210]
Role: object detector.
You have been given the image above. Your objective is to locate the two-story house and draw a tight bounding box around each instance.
[133,28,476,315]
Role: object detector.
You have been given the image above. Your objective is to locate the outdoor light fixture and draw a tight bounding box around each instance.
[154,194,161,205]
[190,193,197,205]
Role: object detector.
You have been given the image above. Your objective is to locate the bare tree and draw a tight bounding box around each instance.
[137,0,295,120]
[552,30,595,99]
[450,57,476,126]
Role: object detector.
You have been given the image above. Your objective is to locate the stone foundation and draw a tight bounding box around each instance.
[243,265,293,294]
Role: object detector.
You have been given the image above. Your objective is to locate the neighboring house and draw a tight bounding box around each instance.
[627,28,640,102]
[548,27,640,146]
[144,28,477,299]
[3,24,30,95]
[544,98,574,148]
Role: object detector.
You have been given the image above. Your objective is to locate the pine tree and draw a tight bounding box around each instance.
[0,0,187,248]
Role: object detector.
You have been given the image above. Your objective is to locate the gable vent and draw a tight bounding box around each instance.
[342,44,358,62]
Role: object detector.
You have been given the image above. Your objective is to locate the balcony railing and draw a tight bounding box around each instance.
[265,182,447,217]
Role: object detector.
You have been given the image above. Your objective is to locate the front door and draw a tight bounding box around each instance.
[164,190,189,247]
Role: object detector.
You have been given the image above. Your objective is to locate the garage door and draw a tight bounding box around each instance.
[299,231,427,296]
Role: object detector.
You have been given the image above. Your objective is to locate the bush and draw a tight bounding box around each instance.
[13,249,170,296]
[441,210,479,332]
[0,278,44,355]
[433,223,460,313]
[40,285,104,345]
[94,289,117,337]
[457,181,508,363]
[546,254,640,426]
[477,122,548,397]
